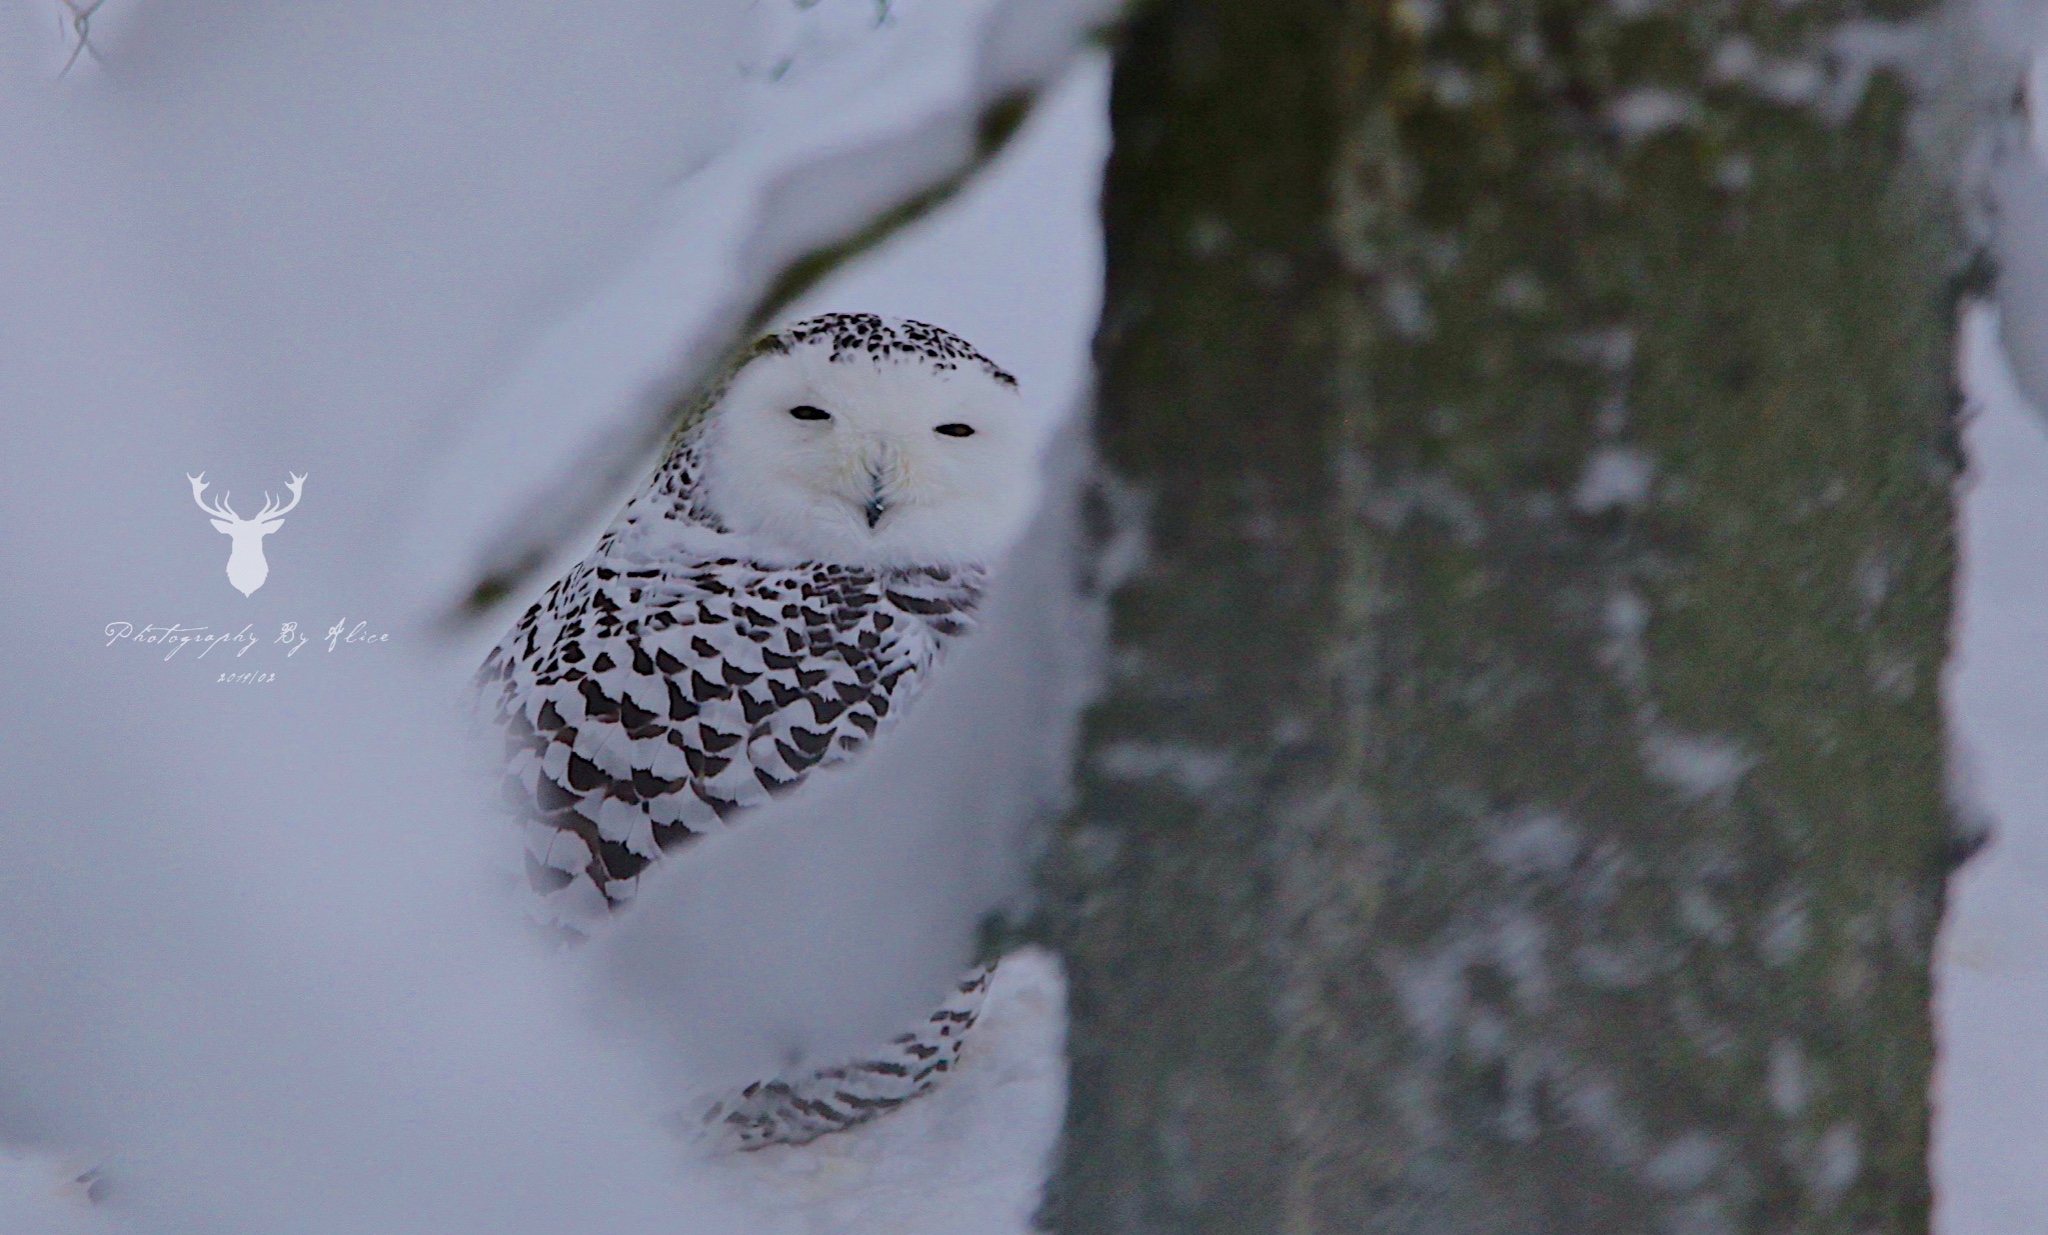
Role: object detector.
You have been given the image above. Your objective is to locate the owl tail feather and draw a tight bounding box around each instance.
[696,961,996,1152]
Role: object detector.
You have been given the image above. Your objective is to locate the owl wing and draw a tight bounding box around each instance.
[478,556,980,927]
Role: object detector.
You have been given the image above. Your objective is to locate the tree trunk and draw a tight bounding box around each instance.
[1041,1,1968,1231]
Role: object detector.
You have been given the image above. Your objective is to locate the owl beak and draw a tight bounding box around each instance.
[862,463,888,529]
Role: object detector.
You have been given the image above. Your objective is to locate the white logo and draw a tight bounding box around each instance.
[187,472,306,597]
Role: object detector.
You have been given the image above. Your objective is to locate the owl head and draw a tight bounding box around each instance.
[693,314,1041,569]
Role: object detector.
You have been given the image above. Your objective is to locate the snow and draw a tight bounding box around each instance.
[1606,88,1700,143]
[1932,306,2048,1235]
[1092,741,1237,797]
[0,2,1107,1229]
[1991,32,2048,425]
[0,949,1070,1235]
[701,949,1069,1235]
[1645,1131,1726,1194]
[1571,445,1656,514]
[1483,812,1582,878]
[1636,728,1754,803]
[1938,23,2048,1219]
[1766,1039,1810,1118]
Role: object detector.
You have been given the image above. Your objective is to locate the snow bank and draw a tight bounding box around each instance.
[1933,307,2048,1235]
[0,2,1110,1229]
[701,948,1070,1235]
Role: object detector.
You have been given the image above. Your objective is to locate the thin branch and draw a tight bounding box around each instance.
[57,0,108,78]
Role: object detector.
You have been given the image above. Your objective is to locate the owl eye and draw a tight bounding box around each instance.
[788,405,831,422]
[934,423,976,438]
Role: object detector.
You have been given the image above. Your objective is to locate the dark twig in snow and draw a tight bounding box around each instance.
[58,0,108,77]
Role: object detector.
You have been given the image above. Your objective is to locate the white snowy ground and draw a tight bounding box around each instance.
[702,950,1068,1235]
[1933,308,2048,1235]
[0,950,1068,1235]
[0,1156,107,1235]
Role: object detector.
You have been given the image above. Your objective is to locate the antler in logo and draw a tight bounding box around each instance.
[188,472,305,596]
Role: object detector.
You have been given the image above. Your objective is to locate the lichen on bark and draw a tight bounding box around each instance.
[1041,1,1968,1232]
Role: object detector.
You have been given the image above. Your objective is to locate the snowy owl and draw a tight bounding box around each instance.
[476,313,1034,1148]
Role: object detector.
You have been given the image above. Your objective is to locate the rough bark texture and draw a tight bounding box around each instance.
[1041,1,1968,1231]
